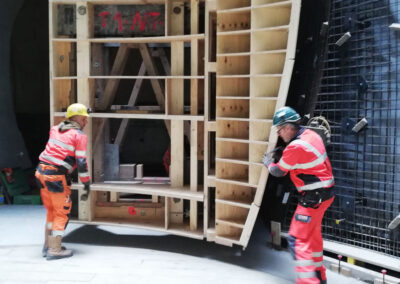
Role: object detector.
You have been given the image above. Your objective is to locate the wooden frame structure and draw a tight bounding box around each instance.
[49,0,301,248]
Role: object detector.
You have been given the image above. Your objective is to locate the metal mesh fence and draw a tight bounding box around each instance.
[283,0,400,257]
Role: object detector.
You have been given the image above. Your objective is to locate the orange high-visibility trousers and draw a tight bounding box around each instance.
[35,163,72,234]
[287,197,334,284]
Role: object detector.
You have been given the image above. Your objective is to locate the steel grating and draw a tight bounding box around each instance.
[283,0,400,257]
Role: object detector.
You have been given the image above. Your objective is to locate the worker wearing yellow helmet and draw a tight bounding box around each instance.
[35,103,91,260]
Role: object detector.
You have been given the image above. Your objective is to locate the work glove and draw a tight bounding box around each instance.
[80,183,90,201]
[262,147,284,167]
[262,151,274,167]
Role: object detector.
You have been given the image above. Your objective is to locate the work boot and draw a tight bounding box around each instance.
[42,228,66,257]
[46,235,73,260]
[42,227,51,257]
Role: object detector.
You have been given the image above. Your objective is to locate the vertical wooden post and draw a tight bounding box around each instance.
[168,1,184,115]
[76,1,93,221]
[170,120,184,223]
[191,0,199,115]
[169,42,184,115]
[190,121,198,230]
[49,2,58,127]
[167,0,185,224]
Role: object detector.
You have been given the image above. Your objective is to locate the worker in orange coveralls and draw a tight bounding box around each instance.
[263,107,335,284]
[35,103,91,260]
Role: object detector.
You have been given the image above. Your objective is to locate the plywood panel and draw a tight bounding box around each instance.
[251,29,288,52]
[217,33,250,54]
[215,223,242,240]
[95,204,165,221]
[216,182,255,205]
[217,0,250,10]
[53,42,75,77]
[250,76,281,97]
[252,5,291,29]
[216,203,249,221]
[216,77,249,97]
[217,55,250,75]
[53,79,75,111]
[249,121,272,141]
[250,99,276,120]
[216,161,248,181]
[216,120,249,139]
[250,53,285,75]
[216,141,248,160]
[249,143,267,163]
[217,12,250,32]
[216,99,249,118]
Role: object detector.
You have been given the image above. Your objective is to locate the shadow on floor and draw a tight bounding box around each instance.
[64,217,294,281]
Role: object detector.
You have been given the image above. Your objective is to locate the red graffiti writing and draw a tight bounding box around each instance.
[98,11,110,28]
[98,11,163,33]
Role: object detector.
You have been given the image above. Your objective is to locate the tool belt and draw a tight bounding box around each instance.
[298,187,335,208]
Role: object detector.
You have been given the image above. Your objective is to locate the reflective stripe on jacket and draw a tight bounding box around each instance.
[271,128,334,192]
[39,122,90,184]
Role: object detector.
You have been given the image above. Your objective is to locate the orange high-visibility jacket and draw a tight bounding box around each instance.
[271,128,334,192]
[39,122,90,185]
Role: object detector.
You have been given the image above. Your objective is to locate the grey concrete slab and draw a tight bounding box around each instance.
[0,205,366,283]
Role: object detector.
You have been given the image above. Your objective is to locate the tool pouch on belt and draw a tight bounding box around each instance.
[36,163,70,193]
[298,188,334,208]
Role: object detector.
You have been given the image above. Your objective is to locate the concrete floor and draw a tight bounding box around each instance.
[0,205,366,283]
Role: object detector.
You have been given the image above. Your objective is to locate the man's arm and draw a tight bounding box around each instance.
[75,132,91,185]
[262,148,288,177]
[268,163,287,177]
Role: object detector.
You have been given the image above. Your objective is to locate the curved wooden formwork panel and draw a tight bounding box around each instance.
[48,0,300,246]
[214,0,301,247]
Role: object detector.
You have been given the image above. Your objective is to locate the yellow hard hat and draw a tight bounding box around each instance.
[66,103,90,119]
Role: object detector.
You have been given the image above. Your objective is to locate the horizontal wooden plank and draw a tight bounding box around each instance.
[216,29,251,37]
[215,178,257,188]
[72,182,204,201]
[252,0,292,9]
[52,34,205,43]
[54,112,204,121]
[53,75,205,80]
[215,198,251,209]
[251,25,290,32]
[216,137,269,145]
[90,75,205,79]
[50,0,203,4]
[215,157,263,167]
[217,6,251,14]
[214,235,241,246]
[70,218,204,240]
[216,218,245,228]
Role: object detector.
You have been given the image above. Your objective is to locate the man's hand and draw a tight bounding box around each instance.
[81,184,90,201]
[262,147,284,167]
[262,151,274,167]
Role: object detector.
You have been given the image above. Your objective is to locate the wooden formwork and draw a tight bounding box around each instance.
[48,0,301,248]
